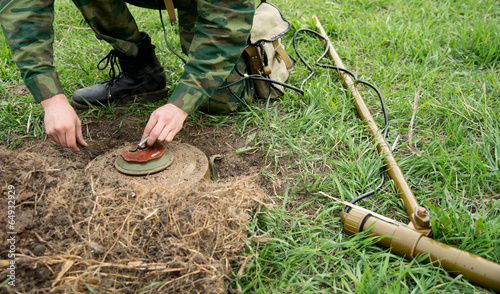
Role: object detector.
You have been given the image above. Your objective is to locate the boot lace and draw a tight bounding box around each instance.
[97,50,125,86]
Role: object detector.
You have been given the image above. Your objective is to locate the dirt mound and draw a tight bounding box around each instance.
[0,117,271,293]
[88,142,212,188]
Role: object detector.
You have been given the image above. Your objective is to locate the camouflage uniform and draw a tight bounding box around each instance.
[0,0,255,114]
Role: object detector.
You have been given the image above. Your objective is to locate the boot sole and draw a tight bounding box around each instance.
[71,87,169,110]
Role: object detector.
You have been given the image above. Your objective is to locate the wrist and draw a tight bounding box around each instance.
[40,94,69,110]
[166,103,189,117]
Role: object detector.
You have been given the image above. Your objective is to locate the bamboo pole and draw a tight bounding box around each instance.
[314,16,430,232]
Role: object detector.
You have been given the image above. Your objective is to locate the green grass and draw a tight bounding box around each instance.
[1,0,499,293]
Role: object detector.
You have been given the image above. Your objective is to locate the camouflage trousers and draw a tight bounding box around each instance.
[71,0,254,114]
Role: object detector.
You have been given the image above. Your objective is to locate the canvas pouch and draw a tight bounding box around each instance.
[244,0,295,99]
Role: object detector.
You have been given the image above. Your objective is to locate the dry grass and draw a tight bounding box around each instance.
[0,147,269,293]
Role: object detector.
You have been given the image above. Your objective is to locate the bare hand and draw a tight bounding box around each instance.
[40,94,88,152]
[142,103,189,146]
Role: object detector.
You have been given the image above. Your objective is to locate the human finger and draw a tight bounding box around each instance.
[66,125,80,152]
[146,122,165,146]
[165,128,177,143]
[76,121,88,147]
[50,127,65,149]
[142,115,159,146]
[156,127,173,144]
[47,132,59,147]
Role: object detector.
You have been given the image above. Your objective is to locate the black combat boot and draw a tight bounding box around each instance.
[71,32,168,109]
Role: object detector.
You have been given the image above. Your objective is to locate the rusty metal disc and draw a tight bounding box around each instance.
[115,150,173,176]
[115,141,174,176]
[120,141,166,163]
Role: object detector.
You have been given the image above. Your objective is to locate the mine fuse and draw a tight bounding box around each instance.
[341,209,500,292]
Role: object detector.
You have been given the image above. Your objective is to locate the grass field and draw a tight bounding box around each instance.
[1,0,499,293]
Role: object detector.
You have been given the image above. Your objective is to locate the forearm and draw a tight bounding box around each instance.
[168,0,255,113]
[0,0,63,102]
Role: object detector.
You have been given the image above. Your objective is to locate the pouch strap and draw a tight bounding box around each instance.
[245,45,271,77]
[163,0,177,25]
[272,40,294,71]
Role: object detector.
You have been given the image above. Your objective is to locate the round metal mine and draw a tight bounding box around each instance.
[115,150,174,176]
[88,142,210,188]
[115,141,173,176]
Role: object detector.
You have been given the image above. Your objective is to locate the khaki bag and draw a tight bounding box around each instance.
[244,0,295,99]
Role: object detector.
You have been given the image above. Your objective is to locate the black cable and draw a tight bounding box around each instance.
[291,28,391,212]
[219,73,304,93]
[356,80,389,137]
[158,7,187,64]
[233,66,273,109]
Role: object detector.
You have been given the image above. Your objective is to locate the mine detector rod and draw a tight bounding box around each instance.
[314,16,500,292]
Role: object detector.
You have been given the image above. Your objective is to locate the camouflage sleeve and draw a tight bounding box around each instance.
[167,0,255,113]
[0,0,63,102]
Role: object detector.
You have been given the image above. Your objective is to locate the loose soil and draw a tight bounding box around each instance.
[0,112,275,293]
